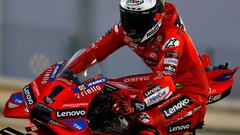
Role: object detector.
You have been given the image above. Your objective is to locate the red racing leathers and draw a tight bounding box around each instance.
[69,2,209,135]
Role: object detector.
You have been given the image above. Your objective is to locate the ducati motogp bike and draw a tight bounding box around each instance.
[1,50,238,135]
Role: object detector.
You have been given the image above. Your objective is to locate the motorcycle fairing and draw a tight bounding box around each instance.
[3,91,29,118]
[3,60,65,118]
[206,67,238,104]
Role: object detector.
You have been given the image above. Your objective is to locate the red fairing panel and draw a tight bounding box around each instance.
[3,91,29,118]
[3,62,62,118]
[207,67,239,95]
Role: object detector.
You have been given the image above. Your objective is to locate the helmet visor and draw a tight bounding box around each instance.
[120,9,157,40]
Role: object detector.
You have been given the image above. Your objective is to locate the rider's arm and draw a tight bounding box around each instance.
[132,34,185,111]
[130,3,189,111]
[68,23,125,74]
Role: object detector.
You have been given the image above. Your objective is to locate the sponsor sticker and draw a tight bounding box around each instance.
[79,85,87,90]
[144,87,169,107]
[10,93,24,105]
[164,65,176,73]
[84,77,107,88]
[163,71,175,76]
[167,106,202,126]
[62,103,88,108]
[23,85,36,106]
[168,122,191,133]
[56,108,86,119]
[160,95,193,119]
[103,83,119,93]
[207,94,222,104]
[165,52,179,59]
[49,61,64,82]
[72,77,106,93]
[36,103,53,113]
[141,57,158,66]
[126,0,144,6]
[137,112,150,124]
[132,100,146,112]
[164,58,178,66]
[145,60,158,66]
[144,85,162,97]
[56,77,72,86]
[74,85,101,99]
[145,22,161,38]
[64,119,86,131]
[73,85,87,93]
[50,120,66,128]
[41,68,53,84]
[162,38,180,50]
[124,76,150,83]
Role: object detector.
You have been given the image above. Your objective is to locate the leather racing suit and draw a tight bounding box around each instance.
[69,2,209,135]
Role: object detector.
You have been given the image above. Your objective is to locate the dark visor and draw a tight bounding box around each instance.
[120,9,157,39]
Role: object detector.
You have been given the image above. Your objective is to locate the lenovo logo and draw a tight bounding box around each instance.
[144,85,161,97]
[161,95,192,119]
[23,85,36,106]
[56,108,86,119]
[168,122,191,133]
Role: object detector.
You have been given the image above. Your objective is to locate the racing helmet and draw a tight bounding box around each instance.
[120,0,165,43]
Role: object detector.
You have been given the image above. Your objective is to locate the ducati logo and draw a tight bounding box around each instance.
[126,0,144,6]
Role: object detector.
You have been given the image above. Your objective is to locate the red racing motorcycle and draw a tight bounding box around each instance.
[1,50,238,135]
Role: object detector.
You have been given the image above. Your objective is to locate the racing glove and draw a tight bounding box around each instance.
[112,96,146,116]
[112,76,175,115]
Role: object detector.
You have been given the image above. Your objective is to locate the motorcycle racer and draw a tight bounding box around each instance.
[69,0,209,134]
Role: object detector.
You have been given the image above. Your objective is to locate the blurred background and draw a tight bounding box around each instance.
[0,0,239,134]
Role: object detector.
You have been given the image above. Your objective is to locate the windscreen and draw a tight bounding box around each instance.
[57,49,105,86]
